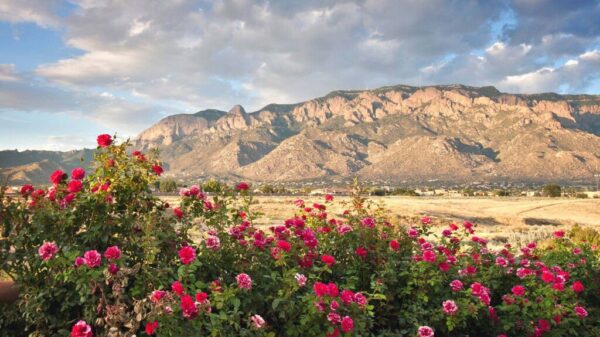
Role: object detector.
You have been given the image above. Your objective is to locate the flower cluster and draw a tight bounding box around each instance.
[3,135,598,337]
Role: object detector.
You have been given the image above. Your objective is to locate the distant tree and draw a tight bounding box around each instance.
[462,188,475,197]
[202,179,225,193]
[369,188,387,196]
[159,179,177,193]
[542,184,562,197]
[391,188,419,196]
[259,184,276,194]
[274,185,288,194]
[495,189,510,197]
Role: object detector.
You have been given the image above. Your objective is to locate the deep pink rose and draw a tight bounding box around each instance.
[104,246,121,260]
[341,316,354,333]
[38,242,59,261]
[71,320,93,337]
[178,246,196,265]
[83,250,101,268]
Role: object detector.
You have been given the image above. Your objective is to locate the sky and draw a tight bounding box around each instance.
[0,0,599,151]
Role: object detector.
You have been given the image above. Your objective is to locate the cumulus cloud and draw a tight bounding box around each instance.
[0,0,599,150]
[0,0,62,28]
[500,50,600,93]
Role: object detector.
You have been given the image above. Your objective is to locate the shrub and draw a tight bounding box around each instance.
[159,179,178,193]
[543,184,562,197]
[1,135,599,337]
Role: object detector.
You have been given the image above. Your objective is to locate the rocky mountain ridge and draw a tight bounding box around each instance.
[133,84,600,183]
[2,84,600,184]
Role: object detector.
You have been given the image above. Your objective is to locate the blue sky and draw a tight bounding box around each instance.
[1,0,599,150]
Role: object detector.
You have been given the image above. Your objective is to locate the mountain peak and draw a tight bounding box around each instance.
[228,104,246,115]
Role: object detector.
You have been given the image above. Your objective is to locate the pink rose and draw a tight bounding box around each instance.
[71,320,93,337]
[442,300,458,315]
[38,241,59,261]
[250,314,265,329]
[236,273,252,290]
[83,250,101,268]
[418,326,435,337]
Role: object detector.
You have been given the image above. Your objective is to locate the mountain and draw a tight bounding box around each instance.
[2,84,600,185]
[0,150,94,185]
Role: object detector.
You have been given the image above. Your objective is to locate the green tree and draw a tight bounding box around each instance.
[259,184,276,194]
[542,184,562,197]
[202,179,225,193]
[495,189,510,197]
[159,179,177,193]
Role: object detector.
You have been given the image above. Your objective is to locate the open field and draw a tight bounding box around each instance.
[160,195,599,248]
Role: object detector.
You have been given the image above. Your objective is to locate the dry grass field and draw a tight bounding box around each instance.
[161,195,599,248]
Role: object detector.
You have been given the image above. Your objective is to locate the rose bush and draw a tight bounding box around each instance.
[0,135,599,337]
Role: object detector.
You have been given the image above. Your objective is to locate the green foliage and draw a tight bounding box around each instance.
[202,179,227,193]
[495,189,510,197]
[543,184,562,197]
[159,179,178,193]
[258,184,287,195]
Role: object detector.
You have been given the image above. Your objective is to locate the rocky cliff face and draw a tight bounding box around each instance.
[129,84,600,183]
[2,84,600,184]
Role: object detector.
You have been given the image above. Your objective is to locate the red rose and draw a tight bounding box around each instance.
[236,182,250,191]
[145,321,158,335]
[152,164,163,176]
[178,246,196,265]
[195,292,208,303]
[173,207,184,219]
[171,280,185,295]
[108,263,119,274]
[71,167,85,180]
[572,280,585,293]
[355,246,368,258]
[97,134,112,147]
[180,294,199,319]
[321,254,335,266]
[20,184,34,196]
[276,240,291,252]
[313,282,328,297]
[389,239,400,251]
[67,180,83,193]
[511,285,526,297]
[50,170,66,185]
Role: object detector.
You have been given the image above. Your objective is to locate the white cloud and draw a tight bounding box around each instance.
[0,64,19,82]
[0,0,61,28]
[128,19,152,36]
[1,0,600,150]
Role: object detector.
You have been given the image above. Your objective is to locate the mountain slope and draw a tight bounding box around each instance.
[2,84,600,184]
